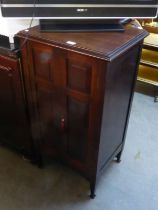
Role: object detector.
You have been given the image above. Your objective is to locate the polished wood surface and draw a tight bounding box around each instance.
[18,21,148,61]
[15,21,148,197]
[98,44,141,169]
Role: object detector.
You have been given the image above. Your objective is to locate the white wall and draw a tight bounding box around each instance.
[0,10,38,43]
[0,10,9,37]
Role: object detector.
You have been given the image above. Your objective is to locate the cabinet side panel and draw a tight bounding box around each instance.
[98,44,141,171]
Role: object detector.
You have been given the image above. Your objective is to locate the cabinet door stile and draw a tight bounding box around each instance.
[27,42,60,155]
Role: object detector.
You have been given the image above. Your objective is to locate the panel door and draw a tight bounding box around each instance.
[27,42,67,156]
[64,53,92,165]
[60,51,106,174]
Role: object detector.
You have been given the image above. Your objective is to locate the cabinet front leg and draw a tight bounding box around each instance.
[90,182,96,199]
[31,151,43,168]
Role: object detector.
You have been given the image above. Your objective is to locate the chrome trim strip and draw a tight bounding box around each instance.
[4,15,158,19]
[2,4,158,8]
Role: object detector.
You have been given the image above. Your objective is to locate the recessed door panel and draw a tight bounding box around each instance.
[67,96,89,162]
[66,57,92,94]
[31,45,54,82]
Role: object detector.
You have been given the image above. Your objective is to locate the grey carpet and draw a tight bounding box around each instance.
[0,92,157,210]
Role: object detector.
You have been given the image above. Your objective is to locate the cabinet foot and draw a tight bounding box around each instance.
[116,151,122,163]
[90,183,96,199]
[90,193,96,199]
[154,96,158,102]
[31,154,43,168]
[37,155,44,168]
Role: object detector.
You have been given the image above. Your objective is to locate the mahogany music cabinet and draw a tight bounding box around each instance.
[15,21,148,198]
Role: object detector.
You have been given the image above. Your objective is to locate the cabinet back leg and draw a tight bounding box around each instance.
[116,150,122,163]
[31,151,43,168]
[37,154,44,168]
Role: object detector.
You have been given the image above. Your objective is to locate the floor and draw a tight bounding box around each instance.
[0,92,157,210]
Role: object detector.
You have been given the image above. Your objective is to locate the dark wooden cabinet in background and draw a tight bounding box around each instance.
[0,49,32,156]
[15,21,148,198]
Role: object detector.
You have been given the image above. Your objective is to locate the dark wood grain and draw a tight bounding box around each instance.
[17,21,148,61]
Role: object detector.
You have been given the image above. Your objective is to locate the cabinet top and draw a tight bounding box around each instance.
[16,20,148,61]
